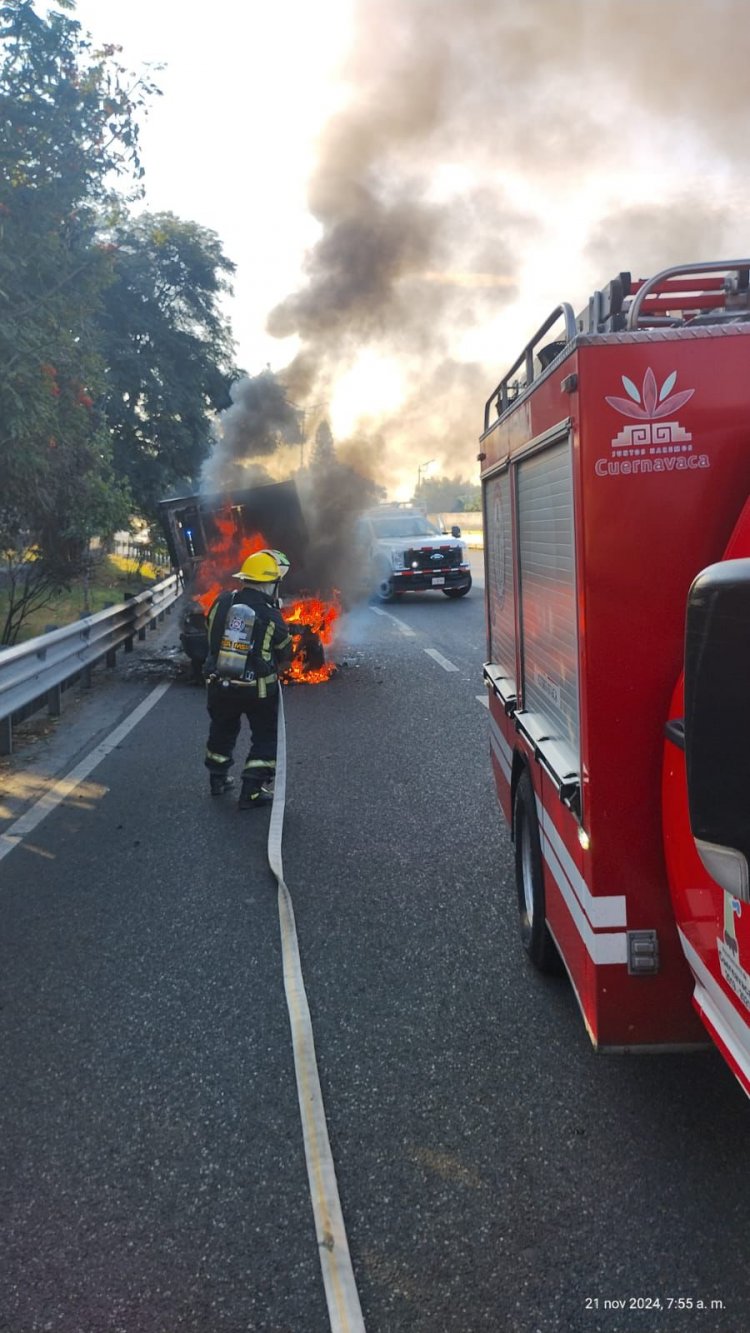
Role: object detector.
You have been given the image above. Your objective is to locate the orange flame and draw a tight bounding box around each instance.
[191,512,339,685]
[192,511,268,612]
[282,595,341,684]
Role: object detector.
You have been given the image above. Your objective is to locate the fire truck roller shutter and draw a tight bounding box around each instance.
[514,766,562,973]
[516,433,580,784]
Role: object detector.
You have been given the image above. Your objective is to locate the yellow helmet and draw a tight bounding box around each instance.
[234,551,281,582]
[259,548,290,579]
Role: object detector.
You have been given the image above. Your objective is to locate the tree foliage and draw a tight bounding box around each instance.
[415,474,481,511]
[310,418,336,470]
[99,212,238,521]
[0,0,159,638]
[0,3,239,641]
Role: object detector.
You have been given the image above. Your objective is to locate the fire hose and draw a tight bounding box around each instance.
[267,688,365,1332]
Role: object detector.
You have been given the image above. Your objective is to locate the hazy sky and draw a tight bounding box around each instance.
[69,0,352,373]
[63,1,750,494]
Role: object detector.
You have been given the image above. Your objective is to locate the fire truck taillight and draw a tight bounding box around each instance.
[578,828,591,851]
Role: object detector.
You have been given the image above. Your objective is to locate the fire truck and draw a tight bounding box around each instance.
[480,259,750,1096]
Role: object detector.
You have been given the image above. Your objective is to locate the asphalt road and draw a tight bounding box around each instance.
[1,556,750,1333]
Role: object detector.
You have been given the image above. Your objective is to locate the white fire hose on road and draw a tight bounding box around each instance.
[267,687,366,1333]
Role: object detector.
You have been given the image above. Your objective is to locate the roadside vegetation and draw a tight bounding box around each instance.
[0,551,168,646]
[0,0,239,644]
[415,474,482,511]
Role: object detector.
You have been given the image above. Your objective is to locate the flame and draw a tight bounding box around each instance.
[192,510,268,612]
[282,595,341,684]
[189,509,339,685]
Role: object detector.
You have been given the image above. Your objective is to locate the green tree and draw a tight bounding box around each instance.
[416,474,481,512]
[0,0,157,641]
[99,212,239,521]
[310,418,336,470]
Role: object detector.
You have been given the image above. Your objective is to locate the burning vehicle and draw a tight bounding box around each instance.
[158,480,339,684]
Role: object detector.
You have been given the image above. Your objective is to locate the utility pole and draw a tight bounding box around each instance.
[294,402,328,470]
[417,459,435,494]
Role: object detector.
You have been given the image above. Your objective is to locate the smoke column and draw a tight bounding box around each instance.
[199,0,750,596]
[264,0,750,488]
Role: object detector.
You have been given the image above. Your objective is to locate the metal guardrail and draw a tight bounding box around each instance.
[112,537,171,569]
[0,574,181,755]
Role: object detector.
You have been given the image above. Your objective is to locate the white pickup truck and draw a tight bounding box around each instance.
[357,505,472,602]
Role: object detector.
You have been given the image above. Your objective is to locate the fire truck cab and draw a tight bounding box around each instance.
[480,260,750,1095]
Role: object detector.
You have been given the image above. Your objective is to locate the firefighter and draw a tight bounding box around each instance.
[203,550,293,809]
[260,548,291,584]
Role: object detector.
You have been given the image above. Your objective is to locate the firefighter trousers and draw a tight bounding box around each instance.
[204,683,279,785]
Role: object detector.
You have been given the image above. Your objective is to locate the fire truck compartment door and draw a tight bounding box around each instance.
[685,558,750,901]
[515,433,580,786]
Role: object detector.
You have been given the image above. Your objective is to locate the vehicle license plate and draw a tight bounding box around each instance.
[431,576,445,586]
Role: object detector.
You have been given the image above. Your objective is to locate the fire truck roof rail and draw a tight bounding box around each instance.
[483,302,576,433]
[626,259,750,330]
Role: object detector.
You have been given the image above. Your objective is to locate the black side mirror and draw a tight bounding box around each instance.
[685,558,750,901]
[451,525,461,538]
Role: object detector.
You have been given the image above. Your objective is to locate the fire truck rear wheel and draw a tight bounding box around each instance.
[514,768,561,974]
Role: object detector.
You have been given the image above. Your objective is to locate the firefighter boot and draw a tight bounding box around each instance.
[238,777,273,810]
[210,773,234,796]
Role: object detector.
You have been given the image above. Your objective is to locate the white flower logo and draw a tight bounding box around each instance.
[605,368,694,421]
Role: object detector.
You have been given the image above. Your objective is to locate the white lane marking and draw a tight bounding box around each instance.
[476,694,489,708]
[0,682,172,864]
[268,691,365,1333]
[424,647,459,673]
[368,606,416,637]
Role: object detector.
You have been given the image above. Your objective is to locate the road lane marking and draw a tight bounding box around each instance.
[368,606,416,637]
[0,682,172,864]
[424,648,459,672]
[268,691,365,1333]
[476,694,489,708]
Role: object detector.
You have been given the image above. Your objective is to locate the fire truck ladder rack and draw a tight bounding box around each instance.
[483,303,576,434]
[624,258,750,330]
[483,260,750,437]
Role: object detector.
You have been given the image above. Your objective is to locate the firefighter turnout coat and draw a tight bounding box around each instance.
[205,587,292,697]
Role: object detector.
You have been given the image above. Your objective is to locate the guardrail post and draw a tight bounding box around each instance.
[106,647,117,667]
[0,716,12,756]
[81,665,93,689]
[47,684,62,718]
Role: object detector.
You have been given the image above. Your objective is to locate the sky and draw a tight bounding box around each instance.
[64,0,750,498]
[67,0,353,372]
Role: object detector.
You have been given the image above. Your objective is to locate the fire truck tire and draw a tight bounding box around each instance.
[442,578,472,598]
[513,768,561,973]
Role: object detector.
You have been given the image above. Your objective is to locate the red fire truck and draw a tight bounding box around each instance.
[480,259,750,1095]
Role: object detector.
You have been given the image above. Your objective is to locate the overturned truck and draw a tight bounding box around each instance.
[158,480,331,683]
